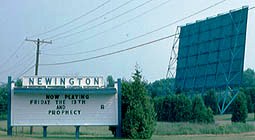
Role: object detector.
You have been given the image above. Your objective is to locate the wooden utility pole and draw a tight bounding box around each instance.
[25,38,52,134]
[25,38,52,75]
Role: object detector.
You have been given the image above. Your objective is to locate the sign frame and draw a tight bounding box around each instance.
[7,76,122,138]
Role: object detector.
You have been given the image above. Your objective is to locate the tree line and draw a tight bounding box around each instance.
[148,68,255,123]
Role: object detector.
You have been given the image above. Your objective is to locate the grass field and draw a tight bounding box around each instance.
[0,113,255,139]
[0,131,255,140]
[214,113,255,121]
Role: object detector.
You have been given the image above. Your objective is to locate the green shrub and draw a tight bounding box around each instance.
[174,94,192,122]
[242,87,255,116]
[153,96,165,121]
[160,94,191,122]
[161,95,174,122]
[204,90,218,114]
[206,107,215,123]
[242,88,254,113]
[190,96,214,123]
[231,92,248,123]
[246,93,253,113]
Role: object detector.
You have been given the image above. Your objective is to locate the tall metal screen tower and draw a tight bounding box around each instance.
[172,6,249,114]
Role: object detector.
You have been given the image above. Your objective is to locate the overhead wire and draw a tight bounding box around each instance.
[249,6,255,10]
[7,0,228,71]
[42,0,173,52]
[0,39,52,79]
[1,0,232,81]
[42,0,227,56]
[28,0,111,38]
[50,0,227,42]
[46,0,153,41]
[41,34,176,66]
[44,0,136,40]
[9,43,53,80]
[0,53,34,74]
[0,40,25,67]
[13,61,35,80]
[1,53,35,81]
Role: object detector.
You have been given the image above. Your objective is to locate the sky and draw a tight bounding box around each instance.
[0,0,254,84]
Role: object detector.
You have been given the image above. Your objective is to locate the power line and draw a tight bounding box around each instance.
[249,6,255,10]
[0,53,34,78]
[41,34,175,66]
[0,41,25,67]
[0,54,34,81]
[0,44,50,76]
[1,55,35,81]
[14,63,35,80]
[28,0,111,38]
[44,0,136,40]
[14,65,34,80]
[42,0,173,52]
[42,0,227,56]
[47,0,153,41]
[0,53,34,74]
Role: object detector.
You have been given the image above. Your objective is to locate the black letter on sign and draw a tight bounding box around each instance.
[86,78,91,85]
[101,105,104,110]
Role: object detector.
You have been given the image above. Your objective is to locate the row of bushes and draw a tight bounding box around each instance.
[154,94,214,123]
[154,90,250,123]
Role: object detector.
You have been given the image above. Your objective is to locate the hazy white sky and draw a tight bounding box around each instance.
[0,0,254,83]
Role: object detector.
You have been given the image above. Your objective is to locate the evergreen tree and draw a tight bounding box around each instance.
[190,96,214,123]
[122,68,156,139]
[106,75,115,87]
[15,79,22,87]
[231,92,248,123]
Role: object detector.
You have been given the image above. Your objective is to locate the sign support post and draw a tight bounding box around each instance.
[116,79,122,138]
[7,76,12,136]
[43,126,47,138]
[75,126,80,139]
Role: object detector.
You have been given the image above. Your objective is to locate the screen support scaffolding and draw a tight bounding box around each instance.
[166,27,180,78]
[217,86,239,114]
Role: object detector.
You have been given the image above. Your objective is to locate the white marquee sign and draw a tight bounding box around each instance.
[11,93,118,126]
[10,76,119,126]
